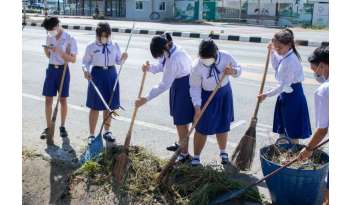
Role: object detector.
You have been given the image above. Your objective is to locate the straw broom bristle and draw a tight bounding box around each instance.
[231,122,256,171]
[114,152,129,184]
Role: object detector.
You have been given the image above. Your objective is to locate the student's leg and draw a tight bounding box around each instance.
[176,124,189,155]
[60,97,68,127]
[323,190,329,205]
[291,138,299,144]
[45,97,53,128]
[194,132,207,156]
[103,110,111,131]
[216,132,228,151]
[89,109,99,136]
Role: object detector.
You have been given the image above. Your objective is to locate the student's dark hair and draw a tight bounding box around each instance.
[41,16,59,31]
[96,22,111,37]
[308,45,329,65]
[273,28,301,61]
[150,32,173,58]
[198,39,218,59]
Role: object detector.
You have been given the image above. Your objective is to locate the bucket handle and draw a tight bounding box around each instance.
[275,137,292,146]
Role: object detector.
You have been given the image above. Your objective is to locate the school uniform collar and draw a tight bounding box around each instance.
[95,40,112,46]
[168,44,177,58]
[281,49,294,58]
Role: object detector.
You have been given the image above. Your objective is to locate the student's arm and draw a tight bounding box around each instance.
[82,45,93,73]
[43,37,50,58]
[114,43,122,65]
[228,55,242,78]
[60,37,78,63]
[145,60,178,101]
[263,61,293,97]
[148,59,165,74]
[189,65,202,108]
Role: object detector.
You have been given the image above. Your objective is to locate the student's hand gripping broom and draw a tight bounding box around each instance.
[47,43,71,145]
[113,70,147,184]
[157,73,227,185]
[230,47,271,170]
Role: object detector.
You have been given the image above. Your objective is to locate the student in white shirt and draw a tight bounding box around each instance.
[40,17,78,140]
[298,45,329,205]
[189,39,241,166]
[135,33,195,163]
[258,29,312,144]
[82,22,128,143]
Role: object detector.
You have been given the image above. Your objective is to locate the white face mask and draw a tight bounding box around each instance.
[314,73,326,83]
[200,58,215,66]
[48,29,58,37]
[101,37,108,44]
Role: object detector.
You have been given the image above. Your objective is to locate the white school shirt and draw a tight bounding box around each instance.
[314,80,329,129]
[189,50,242,107]
[46,31,78,65]
[264,49,304,97]
[145,45,193,101]
[82,41,122,72]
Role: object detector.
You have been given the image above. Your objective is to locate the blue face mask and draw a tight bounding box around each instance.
[314,73,326,83]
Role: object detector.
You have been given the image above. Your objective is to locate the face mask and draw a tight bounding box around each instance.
[314,73,326,83]
[48,29,58,37]
[101,37,108,44]
[200,58,215,66]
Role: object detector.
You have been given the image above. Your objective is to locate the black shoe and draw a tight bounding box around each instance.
[166,142,179,152]
[220,153,229,165]
[176,154,191,163]
[59,126,68,138]
[40,128,49,140]
[103,131,115,142]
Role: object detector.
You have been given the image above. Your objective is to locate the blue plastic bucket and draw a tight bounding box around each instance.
[260,137,329,205]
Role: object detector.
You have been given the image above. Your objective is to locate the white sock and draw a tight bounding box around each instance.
[104,129,110,134]
[181,152,189,157]
[220,149,227,154]
[193,155,200,159]
[89,133,95,137]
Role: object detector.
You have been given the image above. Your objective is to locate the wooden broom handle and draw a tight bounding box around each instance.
[253,47,271,119]
[123,71,147,148]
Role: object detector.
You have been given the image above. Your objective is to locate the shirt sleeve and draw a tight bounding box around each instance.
[229,55,242,78]
[148,58,164,74]
[69,37,78,55]
[264,60,293,97]
[145,60,178,101]
[82,45,93,72]
[114,43,122,65]
[271,50,281,70]
[316,87,329,128]
[189,65,202,107]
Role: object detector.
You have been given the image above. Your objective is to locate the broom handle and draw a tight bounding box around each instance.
[211,139,329,205]
[98,22,135,135]
[157,74,227,184]
[252,47,271,119]
[48,43,71,143]
[123,71,147,148]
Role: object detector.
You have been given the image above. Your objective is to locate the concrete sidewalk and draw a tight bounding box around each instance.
[25,15,328,47]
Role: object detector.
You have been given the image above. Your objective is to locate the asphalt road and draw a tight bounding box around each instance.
[22,26,324,201]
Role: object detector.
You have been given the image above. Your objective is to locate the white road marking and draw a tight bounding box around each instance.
[23,93,262,148]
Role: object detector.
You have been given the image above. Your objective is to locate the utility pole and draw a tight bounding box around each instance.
[44,0,48,16]
[239,0,242,21]
[198,0,203,21]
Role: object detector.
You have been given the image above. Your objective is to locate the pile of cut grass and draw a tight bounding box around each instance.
[70,146,263,204]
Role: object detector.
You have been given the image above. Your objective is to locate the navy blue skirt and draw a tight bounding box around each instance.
[86,66,120,111]
[273,83,312,139]
[196,83,234,135]
[169,75,194,125]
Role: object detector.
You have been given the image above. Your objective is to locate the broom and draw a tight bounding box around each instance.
[47,43,71,145]
[113,70,147,184]
[231,47,271,170]
[157,73,227,184]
